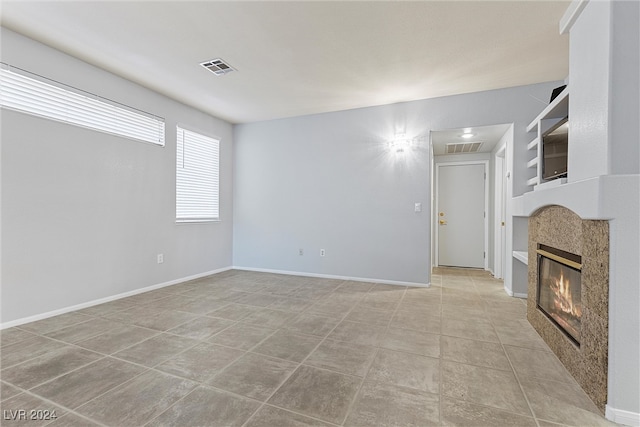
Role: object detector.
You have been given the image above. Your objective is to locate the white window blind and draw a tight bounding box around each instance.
[176,127,220,222]
[0,64,165,146]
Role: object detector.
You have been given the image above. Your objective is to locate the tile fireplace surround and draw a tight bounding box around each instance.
[527,205,609,412]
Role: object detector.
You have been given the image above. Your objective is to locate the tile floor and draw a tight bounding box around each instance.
[0,268,617,426]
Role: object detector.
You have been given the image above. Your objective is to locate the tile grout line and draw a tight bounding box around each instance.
[138,278,310,426]
[339,284,410,426]
[430,277,446,426]
[241,279,381,427]
[140,384,200,427]
[297,282,377,427]
[15,387,111,427]
[9,358,150,427]
[140,376,270,426]
[6,319,223,426]
[241,279,359,427]
[441,271,530,424]
[492,305,541,426]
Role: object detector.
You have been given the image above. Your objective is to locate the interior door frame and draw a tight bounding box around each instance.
[434,160,489,270]
[493,145,507,279]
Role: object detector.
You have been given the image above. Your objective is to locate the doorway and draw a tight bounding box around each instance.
[435,161,488,269]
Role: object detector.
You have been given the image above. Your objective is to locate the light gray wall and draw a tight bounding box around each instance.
[233,82,561,284]
[567,0,639,180]
[568,0,610,181]
[608,0,640,415]
[1,29,234,323]
[610,0,639,175]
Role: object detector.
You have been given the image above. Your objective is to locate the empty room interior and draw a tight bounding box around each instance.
[1,1,639,426]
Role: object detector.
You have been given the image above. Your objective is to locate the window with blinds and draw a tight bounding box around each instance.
[0,63,165,146]
[176,127,220,222]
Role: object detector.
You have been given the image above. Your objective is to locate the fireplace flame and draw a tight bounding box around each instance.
[551,272,582,317]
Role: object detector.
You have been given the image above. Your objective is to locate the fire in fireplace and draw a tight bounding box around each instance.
[536,244,582,345]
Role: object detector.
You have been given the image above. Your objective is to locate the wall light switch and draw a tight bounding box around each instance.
[414,203,422,212]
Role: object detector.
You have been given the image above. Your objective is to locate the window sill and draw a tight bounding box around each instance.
[176,219,221,224]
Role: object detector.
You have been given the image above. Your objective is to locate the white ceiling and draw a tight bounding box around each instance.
[1,1,570,124]
[431,123,512,155]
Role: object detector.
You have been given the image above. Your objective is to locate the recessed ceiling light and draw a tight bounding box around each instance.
[461,133,475,139]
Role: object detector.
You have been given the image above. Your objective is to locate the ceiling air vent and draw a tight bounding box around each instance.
[445,141,483,154]
[200,58,236,76]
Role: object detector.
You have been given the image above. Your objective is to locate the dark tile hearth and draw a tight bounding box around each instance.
[0,268,615,426]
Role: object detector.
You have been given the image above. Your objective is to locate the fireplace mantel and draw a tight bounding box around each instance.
[512,174,638,220]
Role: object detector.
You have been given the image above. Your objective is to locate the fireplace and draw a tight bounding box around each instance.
[536,244,582,345]
[528,205,609,412]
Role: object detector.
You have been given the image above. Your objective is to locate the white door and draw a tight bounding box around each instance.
[437,163,486,268]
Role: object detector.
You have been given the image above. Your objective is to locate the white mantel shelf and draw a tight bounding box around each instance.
[512,175,639,220]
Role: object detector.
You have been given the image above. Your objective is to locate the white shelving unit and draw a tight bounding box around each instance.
[525,135,540,187]
[524,87,569,190]
[508,88,569,297]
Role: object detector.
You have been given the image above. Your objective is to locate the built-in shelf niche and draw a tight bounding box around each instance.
[513,250,528,265]
[525,87,569,189]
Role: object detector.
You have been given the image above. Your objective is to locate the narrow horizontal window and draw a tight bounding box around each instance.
[176,126,220,222]
[0,63,165,146]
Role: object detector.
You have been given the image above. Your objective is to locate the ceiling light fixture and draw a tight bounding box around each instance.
[461,133,475,139]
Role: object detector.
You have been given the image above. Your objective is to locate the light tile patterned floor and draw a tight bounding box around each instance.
[0,268,617,426]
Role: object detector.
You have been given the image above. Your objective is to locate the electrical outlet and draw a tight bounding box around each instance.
[157,254,164,264]
[320,249,325,257]
[299,248,304,256]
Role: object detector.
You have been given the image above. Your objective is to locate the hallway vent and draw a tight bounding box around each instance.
[200,58,236,76]
[445,142,483,154]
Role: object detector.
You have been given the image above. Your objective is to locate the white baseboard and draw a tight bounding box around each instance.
[606,405,640,427]
[0,266,233,330]
[503,284,528,299]
[232,266,430,288]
